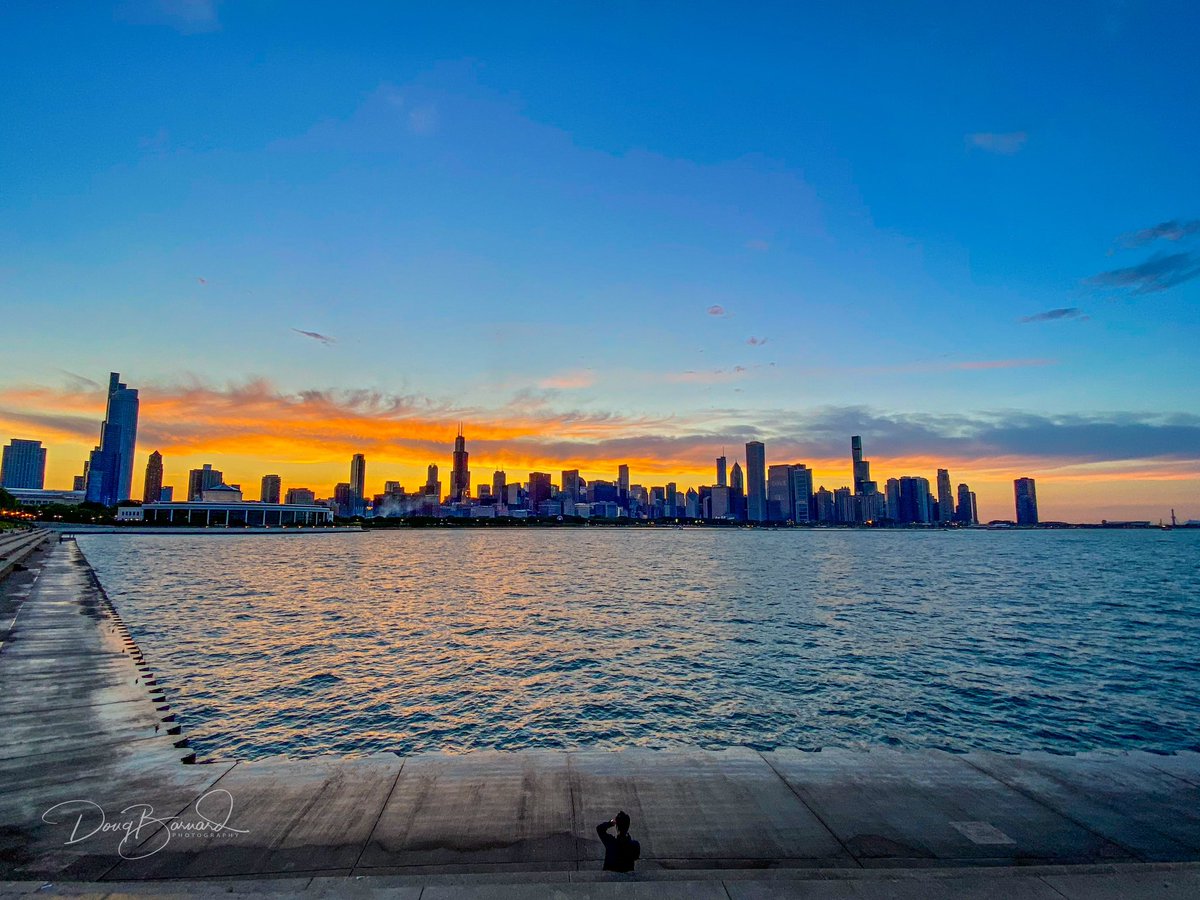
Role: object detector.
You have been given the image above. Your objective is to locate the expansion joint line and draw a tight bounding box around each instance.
[956,754,1146,862]
[755,750,864,868]
[351,758,406,875]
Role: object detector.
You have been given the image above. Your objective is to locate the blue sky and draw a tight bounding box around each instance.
[1,1,1198,518]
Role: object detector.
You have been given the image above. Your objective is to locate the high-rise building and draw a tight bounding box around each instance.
[1015,477,1038,525]
[561,469,582,503]
[789,465,814,522]
[142,451,163,504]
[617,464,630,503]
[955,482,974,525]
[188,464,224,501]
[449,428,469,501]
[72,474,86,492]
[685,488,700,518]
[261,474,282,504]
[851,435,871,495]
[815,487,835,522]
[709,485,731,519]
[665,482,678,515]
[716,455,727,487]
[492,470,506,504]
[729,461,746,520]
[528,472,552,509]
[334,482,353,516]
[285,487,316,505]
[159,486,173,502]
[896,476,933,524]
[745,441,766,522]
[350,453,367,514]
[85,372,140,506]
[766,464,793,522]
[425,464,441,497]
[936,468,954,524]
[884,478,901,521]
[1,439,47,489]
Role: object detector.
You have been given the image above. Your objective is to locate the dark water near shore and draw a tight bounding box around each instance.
[77,528,1200,759]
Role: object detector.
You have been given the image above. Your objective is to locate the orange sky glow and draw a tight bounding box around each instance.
[2,381,1196,524]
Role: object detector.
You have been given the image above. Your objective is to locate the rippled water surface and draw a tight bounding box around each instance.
[77,528,1200,759]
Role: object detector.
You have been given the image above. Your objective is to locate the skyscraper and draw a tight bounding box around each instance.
[492,470,506,504]
[528,472,552,509]
[936,468,954,524]
[789,465,814,522]
[261,475,282,504]
[561,469,582,503]
[745,441,766,522]
[897,476,932,524]
[955,483,977,525]
[425,464,441,498]
[334,482,353,516]
[142,451,163,504]
[1,439,47,489]
[766,464,793,522]
[85,372,140,506]
[729,460,745,520]
[1015,477,1039,525]
[188,464,224,501]
[617,464,630,503]
[449,428,469,502]
[851,435,871,495]
[716,455,727,487]
[350,453,367,514]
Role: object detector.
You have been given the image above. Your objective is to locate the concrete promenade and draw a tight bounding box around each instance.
[1,540,1198,896]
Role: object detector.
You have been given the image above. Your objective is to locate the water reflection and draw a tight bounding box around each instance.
[77,528,1200,759]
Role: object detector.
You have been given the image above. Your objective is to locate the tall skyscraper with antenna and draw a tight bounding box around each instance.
[450,425,470,501]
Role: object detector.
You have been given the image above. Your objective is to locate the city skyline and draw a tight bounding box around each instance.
[0,5,1197,522]
[0,381,1195,523]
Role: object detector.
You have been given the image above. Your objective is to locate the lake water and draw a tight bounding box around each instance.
[76,528,1200,760]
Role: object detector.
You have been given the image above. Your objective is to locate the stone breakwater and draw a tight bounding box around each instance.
[0,541,1197,885]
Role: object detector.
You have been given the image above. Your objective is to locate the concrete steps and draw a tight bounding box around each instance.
[0,529,50,581]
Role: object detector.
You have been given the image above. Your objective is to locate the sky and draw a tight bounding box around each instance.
[1,1,1198,522]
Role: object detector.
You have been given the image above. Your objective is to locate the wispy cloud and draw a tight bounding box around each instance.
[119,0,220,33]
[706,305,727,317]
[1114,219,1200,250]
[1085,251,1200,295]
[966,131,1028,155]
[537,370,596,390]
[292,328,336,345]
[1019,307,1088,324]
[3,382,1197,489]
[747,336,768,346]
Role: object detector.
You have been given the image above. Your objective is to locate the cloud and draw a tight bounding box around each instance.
[54,370,102,391]
[2,381,1198,499]
[706,305,727,317]
[292,328,336,345]
[966,131,1028,155]
[537,370,596,390]
[1085,251,1200,295]
[119,0,220,33]
[1019,307,1088,324]
[1114,219,1200,250]
[407,106,439,136]
[746,336,768,346]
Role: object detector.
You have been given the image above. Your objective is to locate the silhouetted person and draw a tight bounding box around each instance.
[597,810,640,872]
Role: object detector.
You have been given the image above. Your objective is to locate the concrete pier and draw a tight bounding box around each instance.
[1,541,1198,896]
